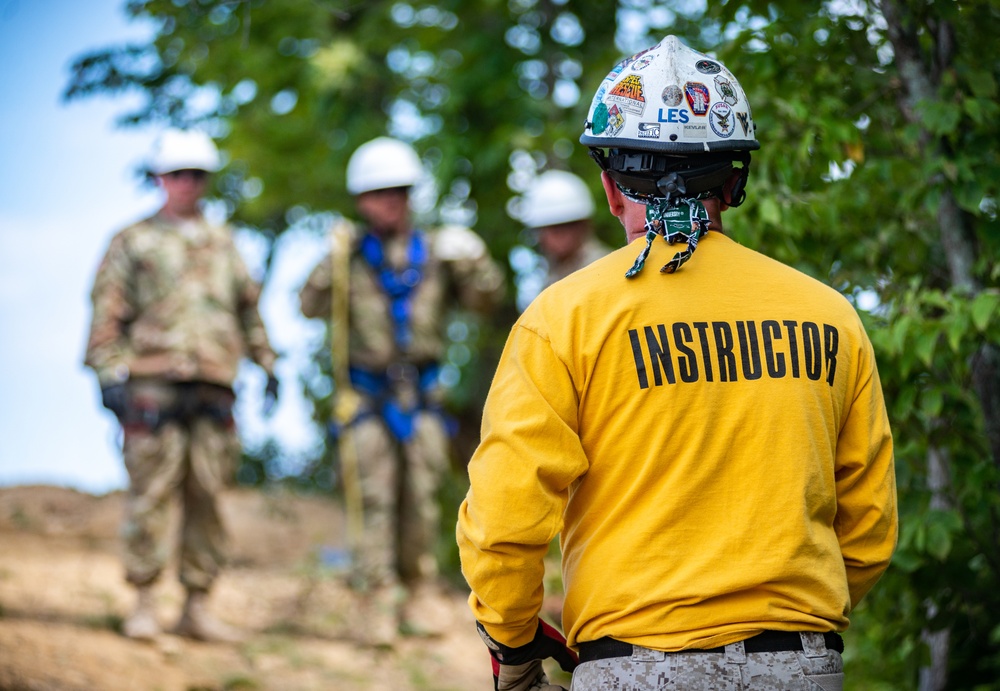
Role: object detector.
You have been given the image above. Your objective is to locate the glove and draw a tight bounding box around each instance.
[478,620,578,691]
[100,383,127,420]
[263,375,279,416]
[434,224,487,261]
[495,661,567,691]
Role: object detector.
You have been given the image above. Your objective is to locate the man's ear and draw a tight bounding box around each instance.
[600,171,626,219]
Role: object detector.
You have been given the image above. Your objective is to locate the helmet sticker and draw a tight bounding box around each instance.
[623,45,656,70]
[630,54,656,70]
[661,85,683,107]
[736,112,751,136]
[695,59,722,74]
[709,102,734,138]
[684,82,711,116]
[589,83,608,114]
[657,108,689,123]
[605,61,627,83]
[592,102,610,135]
[607,74,646,116]
[684,123,708,139]
[638,123,661,139]
[605,103,626,136]
[714,76,738,106]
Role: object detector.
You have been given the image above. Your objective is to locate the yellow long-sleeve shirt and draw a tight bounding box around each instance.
[457,231,897,652]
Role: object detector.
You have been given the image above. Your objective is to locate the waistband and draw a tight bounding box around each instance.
[578,631,844,663]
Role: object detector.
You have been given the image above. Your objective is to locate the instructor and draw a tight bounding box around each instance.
[458,36,897,690]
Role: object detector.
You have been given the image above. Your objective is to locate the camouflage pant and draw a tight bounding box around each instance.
[343,410,449,589]
[120,380,239,591]
[570,634,843,691]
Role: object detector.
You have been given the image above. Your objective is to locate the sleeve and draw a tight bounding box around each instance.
[83,233,135,386]
[436,226,506,313]
[833,331,898,609]
[299,254,333,320]
[456,320,590,647]
[231,239,278,375]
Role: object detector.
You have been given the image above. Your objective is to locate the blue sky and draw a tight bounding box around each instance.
[0,0,324,492]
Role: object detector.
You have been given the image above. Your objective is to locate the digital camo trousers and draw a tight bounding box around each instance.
[570,634,843,691]
[343,411,449,589]
[120,381,239,591]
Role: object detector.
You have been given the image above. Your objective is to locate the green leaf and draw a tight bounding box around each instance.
[891,549,923,573]
[890,314,912,355]
[971,291,999,332]
[759,197,782,226]
[926,521,952,561]
[893,385,917,421]
[946,311,969,352]
[967,69,998,99]
[921,388,944,419]
[915,331,937,367]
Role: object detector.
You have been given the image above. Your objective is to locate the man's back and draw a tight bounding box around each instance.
[465,231,895,651]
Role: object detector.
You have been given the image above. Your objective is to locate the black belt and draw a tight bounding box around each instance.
[578,631,844,663]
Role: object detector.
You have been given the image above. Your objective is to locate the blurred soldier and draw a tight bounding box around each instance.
[459,36,896,690]
[84,129,279,643]
[299,137,505,642]
[520,170,611,289]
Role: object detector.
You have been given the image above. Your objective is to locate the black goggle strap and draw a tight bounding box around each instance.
[621,187,709,278]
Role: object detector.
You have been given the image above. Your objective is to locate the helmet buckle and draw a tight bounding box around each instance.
[656,172,687,200]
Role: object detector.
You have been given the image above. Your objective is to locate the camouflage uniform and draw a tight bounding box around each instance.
[84,212,276,591]
[545,237,612,288]
[300,221,504,588]
[571,635,843,690]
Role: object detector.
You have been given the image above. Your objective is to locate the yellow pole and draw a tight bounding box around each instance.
[330,219,364,552]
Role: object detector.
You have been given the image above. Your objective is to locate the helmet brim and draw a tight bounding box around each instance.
[580,134,760,154]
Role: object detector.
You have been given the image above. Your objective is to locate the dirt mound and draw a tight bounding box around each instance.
[0,485,495,691]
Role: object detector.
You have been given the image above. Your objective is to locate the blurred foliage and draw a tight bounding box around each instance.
[66,0,1000,685]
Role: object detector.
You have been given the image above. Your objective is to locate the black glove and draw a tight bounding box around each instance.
[478,620,578,691]
[100,383,128,420]
[263,375,279,416]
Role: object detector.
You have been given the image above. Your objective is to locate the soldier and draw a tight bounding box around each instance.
[520,170,611,289]
[458,36,897,690]
[84,129,279,643]
[299,137,505,641]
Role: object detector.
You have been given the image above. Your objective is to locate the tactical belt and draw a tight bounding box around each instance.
[578,631,844,663]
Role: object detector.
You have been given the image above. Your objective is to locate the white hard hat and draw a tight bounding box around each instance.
[147,128,221,174]
[520,170,595,228]
[346,137,424,195]
[581,35,758,155]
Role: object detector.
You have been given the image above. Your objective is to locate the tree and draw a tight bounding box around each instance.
[66,1,1000,684]
[686,1,1000,687]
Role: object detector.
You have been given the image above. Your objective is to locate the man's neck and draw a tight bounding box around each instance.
[160,204,202,222]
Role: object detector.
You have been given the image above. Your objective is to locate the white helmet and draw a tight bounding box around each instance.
[581,36,757,205]
[346,137,424,195]
[581,35,758,155]
[147,128,221,175]
[520,170,595,228]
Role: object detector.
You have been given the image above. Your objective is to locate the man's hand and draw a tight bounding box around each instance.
[477,620,578,691]
[434,224,487,261]
[263,375,279,416]
[100,383,127,420]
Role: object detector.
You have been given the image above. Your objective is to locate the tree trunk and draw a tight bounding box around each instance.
[879,0,1000,471]
[918,446,952,691]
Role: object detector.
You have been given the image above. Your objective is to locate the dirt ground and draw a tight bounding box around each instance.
[0,485,501,691]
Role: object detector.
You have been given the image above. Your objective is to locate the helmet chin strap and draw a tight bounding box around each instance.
[621,184,711,278]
